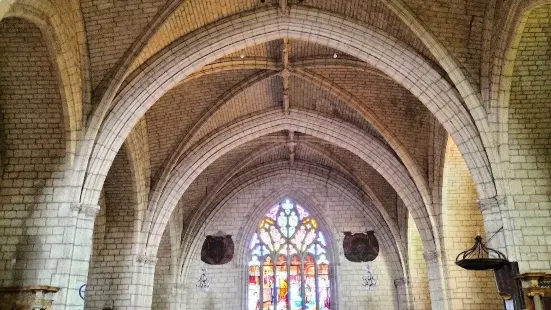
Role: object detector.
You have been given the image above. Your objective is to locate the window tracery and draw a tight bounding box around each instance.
[248,199,330,310]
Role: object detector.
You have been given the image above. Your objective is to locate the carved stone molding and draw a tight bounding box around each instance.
[394,278,406,287]
[423,251,441,262]
[478,196,506,212]
[71,203,100,218]
[136,255,158,266]
[0,286,59,310]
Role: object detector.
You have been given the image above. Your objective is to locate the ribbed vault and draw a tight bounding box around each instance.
[2,1,547,310]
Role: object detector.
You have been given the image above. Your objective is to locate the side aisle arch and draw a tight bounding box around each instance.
[6,0,87,165]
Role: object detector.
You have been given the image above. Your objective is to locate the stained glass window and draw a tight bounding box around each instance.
[248,199,331,310]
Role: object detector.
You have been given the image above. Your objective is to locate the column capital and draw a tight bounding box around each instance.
[70,203,100,218]
[477,195,506,212]
[135,254,158,266]
[423,250,442,262]
[0,286,59,309]
[394,278,406,287]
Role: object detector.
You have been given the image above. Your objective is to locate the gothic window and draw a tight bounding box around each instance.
[248,199,330,310]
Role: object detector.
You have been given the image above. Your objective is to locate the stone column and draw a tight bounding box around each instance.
[130,255,158,309]
[423,250,450,310]
[61,204,100,310]
[169,283,185,310]
[23,203,98,310]
[477,196,509,254]
[393,278,410,310]
[0,200,98,310]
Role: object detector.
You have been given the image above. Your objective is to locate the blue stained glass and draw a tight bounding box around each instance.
[249,256,261,266]
[317,232,327,246]
[315,244,326,255]
[282,200,293,211]
[288,212,298,229]
[280,226,289,237]
[252,246,262,256]
[287,226,296,239]
[248,199,331,310]
[278,212,288,227]
[317,254,329,265]
[250,233,260,249]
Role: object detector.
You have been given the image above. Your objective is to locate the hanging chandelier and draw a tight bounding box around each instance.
[455,235,508,270]
[362,262,377,290]
[196,267,210,291]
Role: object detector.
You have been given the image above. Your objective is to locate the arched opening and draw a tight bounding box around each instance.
[507,3,551,272]
[247,199,331,310]
[86,146,138,309]
[0,16,67,286]
[82,7,495,214]
[441,138,501,309]
[169,163,404,309]
[407,214,431,310]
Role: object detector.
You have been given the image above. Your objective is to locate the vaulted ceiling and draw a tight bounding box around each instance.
[87,0,484,246]
[138,36,443,242]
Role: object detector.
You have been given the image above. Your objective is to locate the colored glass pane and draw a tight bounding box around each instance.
[248,199,331,310]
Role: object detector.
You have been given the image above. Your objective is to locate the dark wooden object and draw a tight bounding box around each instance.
[343,231,379,262]
[494,262,524,310]
[201,235,234,265]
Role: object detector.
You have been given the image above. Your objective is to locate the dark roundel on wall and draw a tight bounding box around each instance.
[343,231,379,262]
[201,235,234,265]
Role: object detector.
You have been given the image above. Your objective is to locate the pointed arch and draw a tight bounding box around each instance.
[179,174,408,310]
[6,0,87,165]
[247,198,332,309]
[144,109,447,307]
[149,61,432,220]
[79,6,496,213]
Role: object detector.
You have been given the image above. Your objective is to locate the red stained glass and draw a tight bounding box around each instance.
[248,199,330,310]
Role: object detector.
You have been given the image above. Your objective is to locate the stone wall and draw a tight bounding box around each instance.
[407,215,431,310]
[0,16,66,286]
[172,177,400,310]
[508,4,551,272]
[441,139,501,310]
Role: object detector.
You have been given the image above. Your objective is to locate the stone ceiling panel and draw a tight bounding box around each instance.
[289,75,388,145]
[81,0,166,89]
[239,142,345,173]
[293,0,436,62]
[289,39,357,60]
[401,0,486,86]
[173,129,403,229]
[306,137,401,221]
[146,69,262,181]
[186,75,283,148]
[129,0,268,73]
[225,39,282,60]
[128,0,443,75]
[242,144,289,168]
[176,135,282,226]
[309,66,432,178]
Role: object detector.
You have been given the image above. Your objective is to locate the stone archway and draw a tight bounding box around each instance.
[79,7,496,210]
